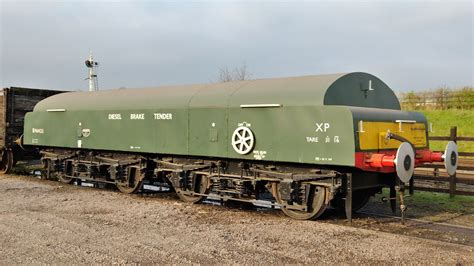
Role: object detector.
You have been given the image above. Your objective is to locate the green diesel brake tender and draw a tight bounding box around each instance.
[23,72,458,221]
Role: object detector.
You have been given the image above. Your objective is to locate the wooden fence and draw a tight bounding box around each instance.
[398,88,474,110]
[413,126,474,197]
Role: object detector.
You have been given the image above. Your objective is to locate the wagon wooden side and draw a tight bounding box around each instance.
[0,87,66,173]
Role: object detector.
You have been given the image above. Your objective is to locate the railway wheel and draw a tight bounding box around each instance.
[57,172,74,184]
[272,183,328,220]
[331,189,372,213]
[0,149,14,174]
[117,178,144,194]
[116,166,144,194]
[117,181,143,194]
[174,173,209,203]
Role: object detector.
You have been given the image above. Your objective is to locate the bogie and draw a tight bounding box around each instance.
[38,149,367,220]
[272,182,329,220]
[171,172,209,203]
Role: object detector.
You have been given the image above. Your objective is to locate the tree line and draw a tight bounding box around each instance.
[398,87,474,110]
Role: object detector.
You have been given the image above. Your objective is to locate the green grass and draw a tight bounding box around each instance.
[371,189,474,225]
[375,188,474,213]
[402,190,474,213]
[421,110,474,152]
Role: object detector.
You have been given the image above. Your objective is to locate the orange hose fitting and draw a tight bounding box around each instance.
[415,150,443,163]
[367,153,395,168]
[430,152,443,162]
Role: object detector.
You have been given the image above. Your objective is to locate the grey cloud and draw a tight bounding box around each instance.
[1,0,472,92]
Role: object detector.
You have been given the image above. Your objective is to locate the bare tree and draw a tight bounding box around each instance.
[433,86,449,110]
[217,64,251,82]
[453,87,474,110]
[402,91,421,110]
[399,86,473,111]
[218,67,233,82]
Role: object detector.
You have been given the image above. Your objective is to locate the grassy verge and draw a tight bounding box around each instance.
[367,188,474,226]
[420,109,474,152]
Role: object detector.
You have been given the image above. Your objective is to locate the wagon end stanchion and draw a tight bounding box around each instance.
[344,173,352,224]
[449,127,457,198]
[398,183,407,225]
[409,178,414,195]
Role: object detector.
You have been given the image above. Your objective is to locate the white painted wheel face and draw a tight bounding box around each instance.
[444,141,458,176]
[394,142,415,183]
[231,126,255,155]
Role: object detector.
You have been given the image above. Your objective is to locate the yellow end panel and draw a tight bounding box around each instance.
[359,122,427,150]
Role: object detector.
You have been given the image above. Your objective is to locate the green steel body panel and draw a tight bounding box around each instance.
[32,72,400,112]
[24,105,356,166]
[24,72,419,168]
[324,74,400,109]
[226,106,355,165]
[189,108,228,157]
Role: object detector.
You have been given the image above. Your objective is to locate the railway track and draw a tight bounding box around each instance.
[358,210,474,231]
[3,174,473,264]
[2,170,474,247]
[353,211,474,247]
[10,172,474,247]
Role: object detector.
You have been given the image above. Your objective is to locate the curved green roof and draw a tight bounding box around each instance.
[34,72,400,111]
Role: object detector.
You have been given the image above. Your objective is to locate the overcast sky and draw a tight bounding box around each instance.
[1,0,472,92]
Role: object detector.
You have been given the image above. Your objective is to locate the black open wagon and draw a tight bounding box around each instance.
[0,87,65,173]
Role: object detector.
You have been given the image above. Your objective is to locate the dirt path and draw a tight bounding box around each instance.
[1,175,473,264]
